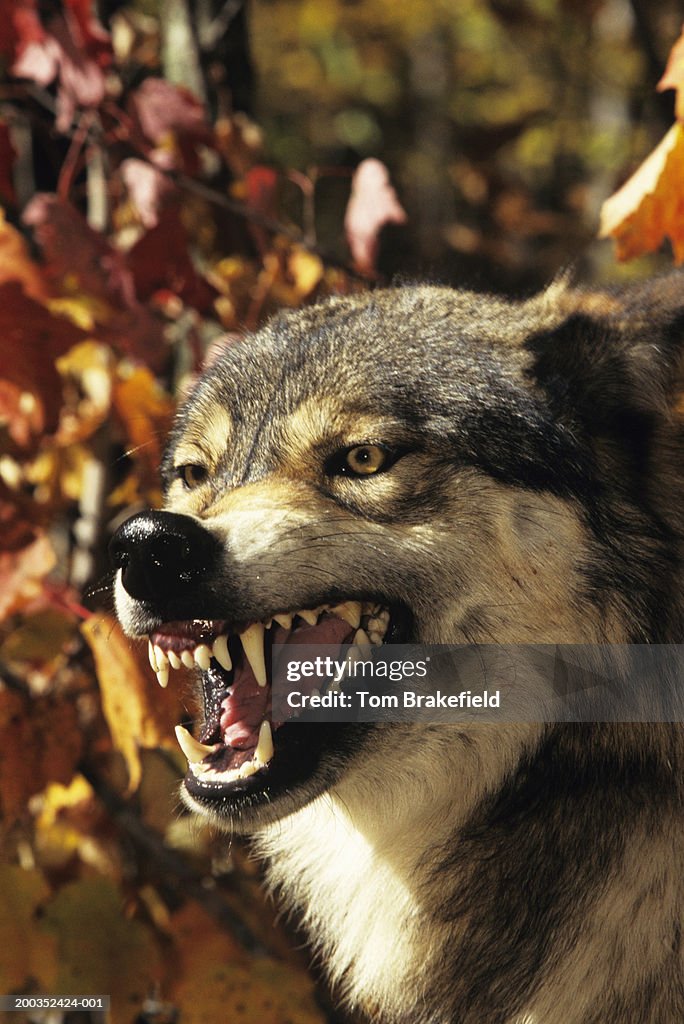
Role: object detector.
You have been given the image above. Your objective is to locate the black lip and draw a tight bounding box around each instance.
[180,600,414,813]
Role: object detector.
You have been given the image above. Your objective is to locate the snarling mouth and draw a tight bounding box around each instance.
[148,601,397,802]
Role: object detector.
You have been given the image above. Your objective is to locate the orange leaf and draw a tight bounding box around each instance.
[598,123,684,263]
[167,903,325,1024]
[81,613,183,792]
[0,688,83,825]
[658,24,684,121]
[0,207,46,300]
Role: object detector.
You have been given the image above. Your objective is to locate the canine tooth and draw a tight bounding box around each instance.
[148,640,158,671]
[240,623,267,686]
[194,644,212,671]
[154,645,169,670]
[175,724,216,763]
[331,601,362,628]
[167,650,181,670]
[274,613,293,630]
[298,609,318,625]
[254,720,274,766]
[156,667,169,688]
[354,628,372,649]
[181,650,195,669]
[212,634,232,671]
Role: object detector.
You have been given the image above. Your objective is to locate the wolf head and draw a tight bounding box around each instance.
[111,275,683,828]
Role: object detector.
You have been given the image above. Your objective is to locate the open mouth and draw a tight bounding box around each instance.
[148,600,400,803]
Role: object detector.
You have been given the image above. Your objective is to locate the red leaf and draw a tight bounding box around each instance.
[344,158,407,275]
[0,123,17,205]
[11,1,110,132]
[127,204,217,313]
[23,193,134,306]
[128,78,210,147]
[0,0,44,63]
[23,195,169,371]
[0,281,87,435]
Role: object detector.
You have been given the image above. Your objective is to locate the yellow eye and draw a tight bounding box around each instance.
[344,444,387,476]
[178,464,207,489]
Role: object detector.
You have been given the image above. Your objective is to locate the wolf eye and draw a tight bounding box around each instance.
[177,464,208,489]
[342,444,389,477]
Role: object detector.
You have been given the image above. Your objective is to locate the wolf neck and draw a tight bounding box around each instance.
[255,723,684,1024]
[254,723,541,1020]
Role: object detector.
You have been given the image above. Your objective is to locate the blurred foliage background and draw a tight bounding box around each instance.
[245,0,682,285]
[0,0,683,1022]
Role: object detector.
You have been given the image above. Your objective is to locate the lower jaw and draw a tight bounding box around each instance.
[180,721,363,820]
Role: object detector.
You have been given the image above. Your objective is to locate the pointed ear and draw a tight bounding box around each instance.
[525,274,684,427]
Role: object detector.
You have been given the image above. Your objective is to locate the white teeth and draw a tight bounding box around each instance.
[274,613,293,630]
[254,720,274,766]
[156,667,169,688]
[239,759,258,778]
[331,601,362,628]
[181,650,195,669]
[167,650,181,670]
[194,644,212,671]
[239,622,267,686]
[354,628,372,649]
[174,724,217,763]
[148,640,158,672]
[297,609,318,625]
[154,645,168,670]
[212,634,232,671]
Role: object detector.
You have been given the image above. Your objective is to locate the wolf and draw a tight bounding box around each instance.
[111,273,684,1024]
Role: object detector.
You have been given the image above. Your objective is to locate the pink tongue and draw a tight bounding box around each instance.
[219,616,356,748]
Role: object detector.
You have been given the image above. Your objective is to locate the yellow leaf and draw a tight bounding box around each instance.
[167,904,325,1024]
[0,865,58,993]
[599,123,684,263]
[81,614,183,792]
[41,878,162,1024]
[288,246,324,298]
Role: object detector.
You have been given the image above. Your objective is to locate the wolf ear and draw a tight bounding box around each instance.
[526,274,684,425]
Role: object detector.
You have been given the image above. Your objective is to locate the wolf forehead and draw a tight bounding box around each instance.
[163,285,591,485]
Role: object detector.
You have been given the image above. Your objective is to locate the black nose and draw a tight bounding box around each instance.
[109,511,220,603]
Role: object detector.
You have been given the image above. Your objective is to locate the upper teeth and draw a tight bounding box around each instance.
[147,600,385,688]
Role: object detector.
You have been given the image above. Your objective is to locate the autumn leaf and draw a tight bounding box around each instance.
[0,687,83,825]
[0,282,89,438]
[0,533,56,617]
[81,614,184,792]
[658,23,684,120]
[0,865,58,993]
[167,903,326,1024]
[0,207,45,300]
[10,1,110,132]
[598,122,684,263]
[41,877,162,1024]
[344,158,407,275]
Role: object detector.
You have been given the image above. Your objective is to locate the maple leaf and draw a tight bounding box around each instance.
[344,158,407,275]
[599,123,684,263]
